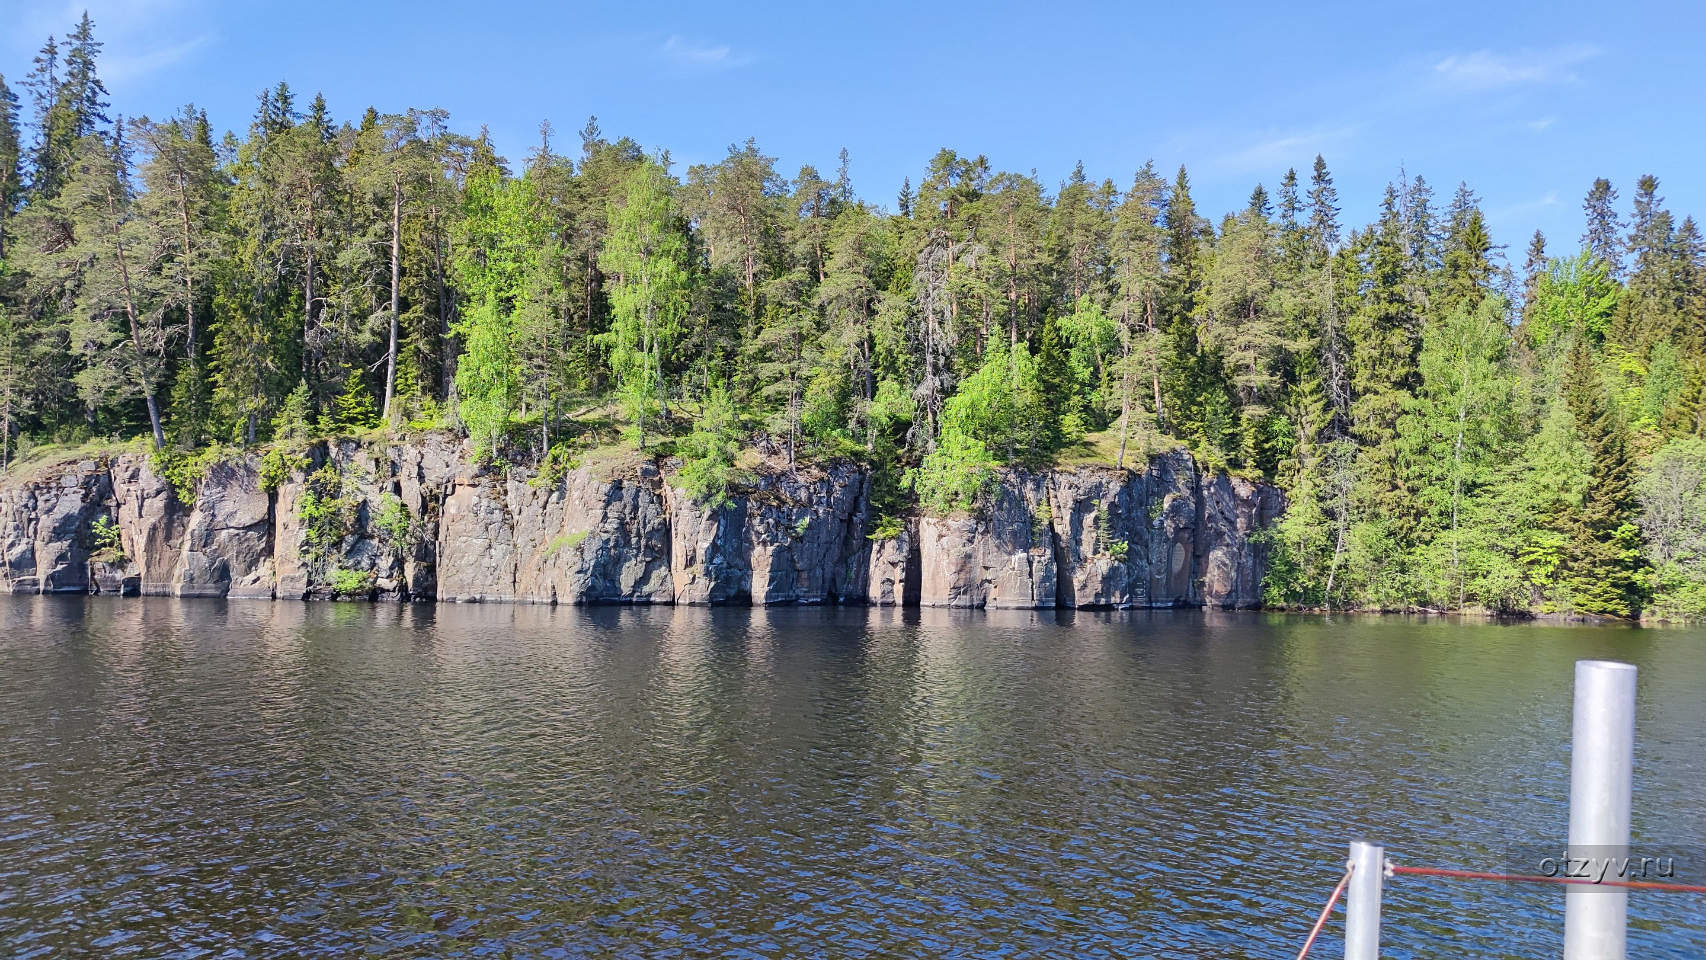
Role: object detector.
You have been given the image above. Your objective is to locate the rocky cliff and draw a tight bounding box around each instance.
[0,436,1282,609]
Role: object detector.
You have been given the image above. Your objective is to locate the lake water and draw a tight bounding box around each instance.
[1,597,1702,958]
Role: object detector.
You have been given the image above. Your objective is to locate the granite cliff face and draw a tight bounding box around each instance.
[0,437,1281,608]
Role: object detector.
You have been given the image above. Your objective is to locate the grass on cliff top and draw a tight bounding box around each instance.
[1,437,149,485]
[1054,423,1181,469]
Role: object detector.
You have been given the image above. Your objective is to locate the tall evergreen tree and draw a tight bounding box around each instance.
[1559,340,1646,616]
[1581,177,1622,275]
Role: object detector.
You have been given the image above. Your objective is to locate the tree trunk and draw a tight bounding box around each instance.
[177,172,197,361]
[382,175,401,422]
[434,208,453,402]
[1116,340,1133,470]
[107,186,166,450]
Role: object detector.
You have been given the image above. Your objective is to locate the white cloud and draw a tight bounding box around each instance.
[1490,190,1561,222]
[1527,116,1557,132]
[9,0,211,84]
[660,34,750,69]
[1214,125,1359,174]
[1431,45,1598,93]
[102,33,211,85]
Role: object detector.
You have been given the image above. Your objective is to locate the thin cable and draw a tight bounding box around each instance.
[1296,863,1354,960]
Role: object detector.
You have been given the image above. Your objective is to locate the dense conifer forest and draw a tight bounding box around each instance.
[2,15,1703,618]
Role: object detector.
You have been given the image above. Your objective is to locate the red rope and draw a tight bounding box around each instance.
[1295,863,1354,960]
[1391,864,1706,894]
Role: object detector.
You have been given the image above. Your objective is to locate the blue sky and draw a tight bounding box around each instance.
[7,0,1703,262]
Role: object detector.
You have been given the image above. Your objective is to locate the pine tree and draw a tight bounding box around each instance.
[1109,161,1168,463]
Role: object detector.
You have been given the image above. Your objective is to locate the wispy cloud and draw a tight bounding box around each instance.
[1490,190,1561,223]
[1430,44,1598,93]
[102,33,211,84]
[1213,124,1359,174]
[1527,116,1558,132]
[660,34,751,69]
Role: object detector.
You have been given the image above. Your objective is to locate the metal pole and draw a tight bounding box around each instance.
[1564,659,1637,960]
[1345,840,1383,960]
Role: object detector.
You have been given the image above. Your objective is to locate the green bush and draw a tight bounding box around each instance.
[299,465,357,572]
[259,446,310,493]
[150,446,230,506]
[90,515,125,564]
[678,386,743,507]
[530,441,580,488]
[373,493,413,549]
[328,566,375,598]
[868,514,905,541]
[905,427,997,515]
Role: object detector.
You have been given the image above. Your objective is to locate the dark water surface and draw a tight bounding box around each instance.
[1,597,1702,958]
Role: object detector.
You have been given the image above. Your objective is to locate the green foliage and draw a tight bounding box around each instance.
[531,441,580,488]
[1637,437,1706,619]
[272,382,316,442]
[906,427,997,515]
[4,19,1705,618]
[676,386,743,507]
[599,160,693,450]
[320,367,378,435]
[298,464,357,573]
[545,530,589,557]
[454,164,541,460]
[1031,499,1053,541]
[373,493,413,549]
[328,566,375,598]
[941,343,1055,465]
[868,514,905,541]
[150,445,230,505]
[1090,508,1129,560]
[1526,253,1619,348]
[259,446,309,493]
[89,515,124,564]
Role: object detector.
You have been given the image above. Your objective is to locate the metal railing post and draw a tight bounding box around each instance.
[1564,659,1637,960]
[1345,840,1384,960]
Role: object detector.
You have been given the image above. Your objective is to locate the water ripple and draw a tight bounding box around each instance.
[0,598,1702,957]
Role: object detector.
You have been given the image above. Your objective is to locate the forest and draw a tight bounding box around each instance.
[1,15,1703,618]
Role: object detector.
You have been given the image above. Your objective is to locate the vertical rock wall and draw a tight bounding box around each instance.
[0,438,1280,608]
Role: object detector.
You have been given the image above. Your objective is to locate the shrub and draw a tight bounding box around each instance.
[905,427,997,515]
[299,465,357,573]
[150,445,230,506]
[868,514,905,541]
[328,566,375,598]
[259,447,310,494]
[530,441,580,488]
[373,493,413,550]
[90,515,125,564]
[678,386,743,507]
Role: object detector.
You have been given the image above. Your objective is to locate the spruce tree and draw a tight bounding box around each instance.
[1581,177,1622,275]
[1559,340,1647,616]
